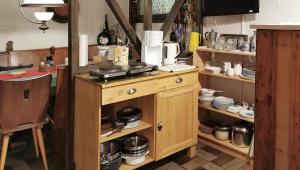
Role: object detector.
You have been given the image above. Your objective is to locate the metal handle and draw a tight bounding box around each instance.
[176,77,183,84]
[158,122,164,131]
[127,88,137,95]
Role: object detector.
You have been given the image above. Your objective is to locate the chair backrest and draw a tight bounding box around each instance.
[0,74,52,133]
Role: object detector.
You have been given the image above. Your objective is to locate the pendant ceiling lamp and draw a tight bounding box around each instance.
[19,0,67,32]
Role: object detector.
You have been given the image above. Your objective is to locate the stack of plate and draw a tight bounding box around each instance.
[240,68,255,80]
[213,96,234,110]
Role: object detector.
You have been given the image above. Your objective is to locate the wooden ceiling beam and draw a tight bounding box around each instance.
[105,0,141,55]
[160,0,185,39]
[143,0,152,30]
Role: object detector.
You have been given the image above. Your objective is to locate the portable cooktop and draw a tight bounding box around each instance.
[89,62,158,81]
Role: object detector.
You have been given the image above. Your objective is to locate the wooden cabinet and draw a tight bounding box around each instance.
[251,25,300,170]
[74,69,199,170]
[156,85,197,160]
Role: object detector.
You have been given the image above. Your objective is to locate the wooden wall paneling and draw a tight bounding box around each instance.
[105,0,142,55]
[290,31,300,170]
[254,30,277,170]
[68,0,79,168]
[74,78,101,170]
[0,53,8,67]
[143,0,152,30]
[274,31,293,170]
[160,0,185,39]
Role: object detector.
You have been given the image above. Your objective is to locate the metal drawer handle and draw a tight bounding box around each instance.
[158,122,164,131]
[176,77,183,84]
[127,88,137,95]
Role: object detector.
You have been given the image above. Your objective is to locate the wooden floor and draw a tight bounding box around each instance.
[1,131,253,170]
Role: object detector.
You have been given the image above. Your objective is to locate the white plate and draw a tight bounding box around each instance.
[240,74,255,80]
[239,110,255,119]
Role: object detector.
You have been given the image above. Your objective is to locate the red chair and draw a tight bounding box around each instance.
[0,74,51,170]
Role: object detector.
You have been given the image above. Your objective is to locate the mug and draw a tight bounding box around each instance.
[223,61,231,73]
[227,68,235,77]
[234,63,242,76]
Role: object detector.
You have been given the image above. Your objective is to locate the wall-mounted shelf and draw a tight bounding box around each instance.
[100,121,152,143]
[199,105,254,123]
[199,71,255,84]
[197,47,256,57]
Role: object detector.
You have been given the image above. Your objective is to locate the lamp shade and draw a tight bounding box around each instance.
[34,12,54,21]
[21,0,67,7]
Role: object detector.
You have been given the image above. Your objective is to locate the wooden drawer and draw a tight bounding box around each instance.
[102,80,157,105]
[158,72,198,91]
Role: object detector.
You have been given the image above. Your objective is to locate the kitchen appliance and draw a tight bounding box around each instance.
[231,122,253,148]
[89,62,158,81]
[205,29,218,49]
[163,42,180,65]
[122,135,150,165]
[202,0,259,16]
[100,142,122,170]
[141,31,164,67]
[214,124,231,141]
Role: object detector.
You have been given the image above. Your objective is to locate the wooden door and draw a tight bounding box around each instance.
[156,85,195,160]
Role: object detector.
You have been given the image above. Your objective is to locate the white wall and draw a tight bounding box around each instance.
[0,0,129,51]
[203,0,300,37]
[2,0,300,51]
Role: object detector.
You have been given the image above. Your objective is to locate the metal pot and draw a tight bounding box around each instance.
[122,135,149,154]
[116,107,141,123]
[100,142,122,170]
[214,124,231,141]
[231,122,253,148]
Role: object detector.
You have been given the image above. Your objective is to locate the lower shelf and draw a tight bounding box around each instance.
[119,156,154,170]
[198,131,250,162]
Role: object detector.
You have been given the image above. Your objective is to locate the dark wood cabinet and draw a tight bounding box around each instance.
[253,25,300,170]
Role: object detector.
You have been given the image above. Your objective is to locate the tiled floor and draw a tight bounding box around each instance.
[1,131,253,170]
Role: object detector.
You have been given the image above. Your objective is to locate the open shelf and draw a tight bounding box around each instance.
[100,121,152,143]
[199,71,255,84]
[197,46,256,57]
[199,105,254,123]
[120,156,154,170]
[198,131,250,161]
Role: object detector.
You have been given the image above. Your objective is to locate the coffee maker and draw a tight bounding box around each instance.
[141,31,164,67]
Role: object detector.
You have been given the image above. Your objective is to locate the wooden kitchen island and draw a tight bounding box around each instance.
[74,68,199,170]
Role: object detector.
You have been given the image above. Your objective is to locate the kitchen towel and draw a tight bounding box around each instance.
[79,34,88,67]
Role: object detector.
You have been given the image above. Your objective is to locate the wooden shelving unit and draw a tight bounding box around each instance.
[194,47,256,162]
[197,46,256,57]
[100,121,152,143]
[198,132,250,161]
[120,156,154,170]
[199,71,255,84]
[199,106,254,123]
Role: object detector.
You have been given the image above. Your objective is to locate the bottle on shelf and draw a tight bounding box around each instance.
[97,14,111,45]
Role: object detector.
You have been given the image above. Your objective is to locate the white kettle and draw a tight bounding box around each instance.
[163,42,180,65]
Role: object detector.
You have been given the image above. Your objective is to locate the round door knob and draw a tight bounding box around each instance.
[176,77,183,84]
[127,88,137,95]
[158,122,164,131]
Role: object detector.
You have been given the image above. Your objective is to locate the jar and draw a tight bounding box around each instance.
[214,125,231,141]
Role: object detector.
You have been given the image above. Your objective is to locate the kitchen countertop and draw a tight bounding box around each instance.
[251,24,300,30]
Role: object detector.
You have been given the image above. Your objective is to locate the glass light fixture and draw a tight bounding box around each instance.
[19,0,67,32]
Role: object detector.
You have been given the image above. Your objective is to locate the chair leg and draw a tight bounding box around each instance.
[32,128,39,158]
[36,128,48,170]
[0,135,10,170]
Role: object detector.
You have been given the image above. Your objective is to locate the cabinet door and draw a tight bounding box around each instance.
[156,85,196,160]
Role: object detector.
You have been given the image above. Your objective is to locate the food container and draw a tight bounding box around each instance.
[199,96,214,107]
[231,122,253,148]
[200,88,217,97]
[122,135,150,165]
[100,142,122,170]
[214,124,231,141]
[122,150,149,165]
